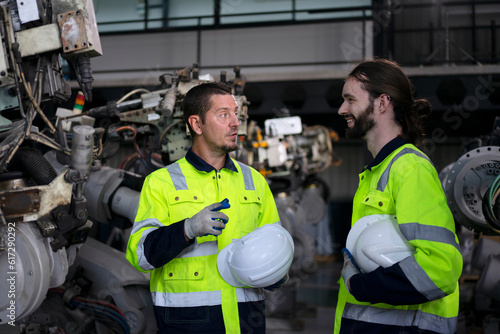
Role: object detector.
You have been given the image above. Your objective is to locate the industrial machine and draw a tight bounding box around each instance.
[0,1,158,333]
[439,116,500,333]
[241,109,337,277]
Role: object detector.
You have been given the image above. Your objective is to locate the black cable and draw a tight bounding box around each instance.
[71,300,129,334]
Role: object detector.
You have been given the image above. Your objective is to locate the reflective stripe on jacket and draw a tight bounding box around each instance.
[126,154,280,329]
[335,141,463,334]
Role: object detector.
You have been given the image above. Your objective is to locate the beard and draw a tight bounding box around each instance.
[220,128,239,153]
[345,101,375,140]
[220,143,237,153]
[220,135,239,153]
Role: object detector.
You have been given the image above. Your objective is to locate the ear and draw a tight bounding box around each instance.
[378,94,391,113]
[188,115,203,135]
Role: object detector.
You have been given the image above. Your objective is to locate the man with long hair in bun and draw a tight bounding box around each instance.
[335,58,463,334]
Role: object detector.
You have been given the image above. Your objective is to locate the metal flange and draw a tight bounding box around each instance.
[444,146,500,234]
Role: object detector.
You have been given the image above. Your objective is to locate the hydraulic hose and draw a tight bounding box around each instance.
[12,147,57,185]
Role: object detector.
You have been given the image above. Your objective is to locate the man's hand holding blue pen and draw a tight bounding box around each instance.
[184,199,231,239]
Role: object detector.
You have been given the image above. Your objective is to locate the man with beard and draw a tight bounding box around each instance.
[334,59,463,334]
[127,82,283,333]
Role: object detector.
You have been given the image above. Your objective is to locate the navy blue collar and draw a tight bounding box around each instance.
[185,148,238,173]
[366,137,408,171]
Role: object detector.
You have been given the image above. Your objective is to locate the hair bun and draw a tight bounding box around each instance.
[413,99,432,118]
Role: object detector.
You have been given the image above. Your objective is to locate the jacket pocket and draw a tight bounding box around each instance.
[238,190,262,205]
[237,191,262,234]
[167,190,204,206]
[359,190,393,213]
[167,191,204,223]
[163,258,205,281]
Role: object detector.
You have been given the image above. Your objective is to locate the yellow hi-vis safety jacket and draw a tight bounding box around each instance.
[126,150,280,333]
[335,138,463,334]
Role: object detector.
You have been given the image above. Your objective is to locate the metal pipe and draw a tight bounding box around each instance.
[71,125,95,179]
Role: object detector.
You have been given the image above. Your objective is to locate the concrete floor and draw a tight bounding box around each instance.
[266,259,341,334]
[265,257,475,334]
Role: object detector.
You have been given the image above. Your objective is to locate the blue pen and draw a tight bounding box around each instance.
[212,198,230,230]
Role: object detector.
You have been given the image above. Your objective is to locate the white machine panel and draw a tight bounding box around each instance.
[265,116,302,137]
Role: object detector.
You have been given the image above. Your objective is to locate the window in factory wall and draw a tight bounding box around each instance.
[219,0,371,25]
[94,0,214,32]
[94,0,373,33]
[94,0,150,32]
[295,0,371,21]
[166,0,215,28]
[219,0,293,24]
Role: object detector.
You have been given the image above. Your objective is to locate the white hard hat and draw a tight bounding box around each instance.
[217,224,294,288]
[346,214,415,273]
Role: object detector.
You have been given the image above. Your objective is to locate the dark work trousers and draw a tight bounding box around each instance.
[154,301,266,333]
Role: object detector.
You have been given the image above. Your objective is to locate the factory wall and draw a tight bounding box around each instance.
[90,20,373,84]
